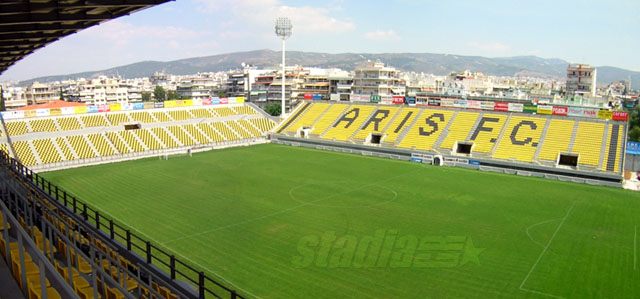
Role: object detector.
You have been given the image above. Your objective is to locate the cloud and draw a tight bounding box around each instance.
[467,41,511,54]
[364,30,401,41]
[194,0,355,34]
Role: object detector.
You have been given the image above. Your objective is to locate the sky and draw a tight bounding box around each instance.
[1,0,639,81]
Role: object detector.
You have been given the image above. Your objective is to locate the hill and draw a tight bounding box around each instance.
[19,49,640,89]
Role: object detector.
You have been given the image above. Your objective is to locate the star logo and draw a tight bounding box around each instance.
[459,238,484,266]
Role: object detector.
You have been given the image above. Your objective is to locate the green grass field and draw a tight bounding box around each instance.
[42,143,640,299]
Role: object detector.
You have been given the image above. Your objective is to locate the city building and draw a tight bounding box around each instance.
[566,64,597,97]
[352,61,405,96]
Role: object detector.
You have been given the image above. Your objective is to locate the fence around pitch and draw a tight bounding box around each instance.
[0,150,245,299]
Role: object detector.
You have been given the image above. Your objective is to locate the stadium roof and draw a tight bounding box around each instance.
[15,99,85,110]
[0,0,172,75]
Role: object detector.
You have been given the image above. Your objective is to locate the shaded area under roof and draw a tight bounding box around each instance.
[0,0,172,75]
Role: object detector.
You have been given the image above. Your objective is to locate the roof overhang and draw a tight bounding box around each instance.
[0,0,172,75]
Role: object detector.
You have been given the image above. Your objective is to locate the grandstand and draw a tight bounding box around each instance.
[0,103,276,171]
[273,101,628,187]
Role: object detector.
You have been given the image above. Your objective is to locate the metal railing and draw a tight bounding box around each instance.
[0,150,246,299]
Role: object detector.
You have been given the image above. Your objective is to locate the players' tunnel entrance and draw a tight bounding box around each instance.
[124,123,141,130]
[557,153,578,167]
[456,142,473,154]
[370,133,383,144]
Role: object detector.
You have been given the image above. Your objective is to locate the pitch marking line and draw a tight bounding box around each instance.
[160,168,419,246]
[86,203,264,299]
[525,218,561,248]
[634,225,637,271]
[519,201,575,298]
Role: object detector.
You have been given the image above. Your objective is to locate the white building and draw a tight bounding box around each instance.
[352,61,404,96]
[566,64,597,97]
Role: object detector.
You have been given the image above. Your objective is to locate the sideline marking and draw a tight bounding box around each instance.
[519,201,575,298]
[635,225,637,271]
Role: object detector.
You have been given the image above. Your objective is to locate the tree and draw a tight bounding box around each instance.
[153,85,166,102]
[59,87,65,101]
[217,90,225,98]
[167,90,180,100]
[141,92,151,102]
[265,103,281,116]
[629,127,640,142]
[0,86,5,112]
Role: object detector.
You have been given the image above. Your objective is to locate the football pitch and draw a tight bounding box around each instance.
[42,143,640,298]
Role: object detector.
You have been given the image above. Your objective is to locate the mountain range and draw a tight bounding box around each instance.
[19,49,640,89]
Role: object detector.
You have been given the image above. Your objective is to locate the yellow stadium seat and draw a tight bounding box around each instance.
[493,116,547,162]
[352,106,401,141]
[537,119,574,162]
[397,109,454,151]
[571,122,605,166]
[323,105,377,142]
[382,108,421,144]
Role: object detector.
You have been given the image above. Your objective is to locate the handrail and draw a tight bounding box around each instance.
[0,150,245,299]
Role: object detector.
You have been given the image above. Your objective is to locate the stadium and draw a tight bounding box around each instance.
[1,2,639,299]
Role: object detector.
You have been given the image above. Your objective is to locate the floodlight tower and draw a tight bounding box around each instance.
[275,17,292,117]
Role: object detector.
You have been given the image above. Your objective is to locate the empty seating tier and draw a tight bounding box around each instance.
[285,103,329,133]
[183,124,210,144]
[212,107,236,117]
[493,116,547,162]
[55,137,75,160]
[106,113,131,126]
[197,123,226,142]
[118,131,145,152]
[439,111,480,149]
[210,122,238,141]
[310,104,350,136]
[190,108,216,118]
[67,136,97,159]
[150,127,179,148]
[167,110,192,121]
[130,111,155,123]
[237,120,261,137]
[226,121,253,138]
[81,115,108,127]
[352,106,401,141]
[466,114,508,153]
[323,105,377,142]
[571,122,605,166]
[537,119,574,161]
[6,121,29,135]
[105,132,131,154]
[13,141,37,166]
[32,138,62,164]
[167,126,196,146]
[382,108,420,144]
[232,105,258,115]
[29,119,57,132]
[249,118,276,133]
[152,111,172,122]
[87,133,116,157]
[398,109,455,151]
[56,117,82,131]
[133,129,163,150]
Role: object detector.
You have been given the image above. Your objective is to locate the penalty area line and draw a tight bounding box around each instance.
[519,201,575,298]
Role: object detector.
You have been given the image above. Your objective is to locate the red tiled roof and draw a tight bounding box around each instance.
[16,100,86,111]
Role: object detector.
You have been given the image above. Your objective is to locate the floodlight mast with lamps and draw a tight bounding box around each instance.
[275,17,292,117]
